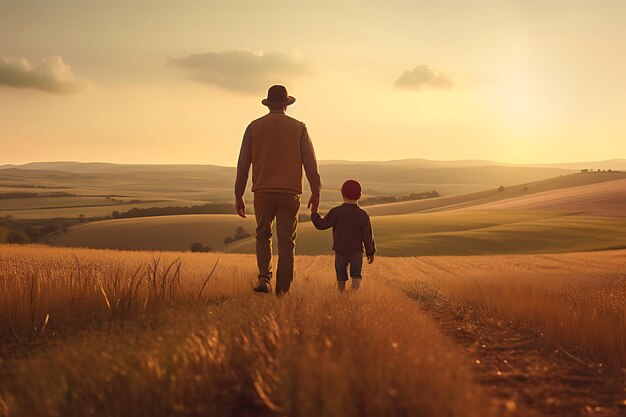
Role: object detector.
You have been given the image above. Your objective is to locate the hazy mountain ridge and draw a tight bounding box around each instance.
[2,158,624,173]
[527,159,626,170]
[0,161,233,174]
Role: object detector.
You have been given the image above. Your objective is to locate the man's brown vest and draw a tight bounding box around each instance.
[249,112,304,194]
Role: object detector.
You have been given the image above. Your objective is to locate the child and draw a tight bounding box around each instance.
[311,179,376,291]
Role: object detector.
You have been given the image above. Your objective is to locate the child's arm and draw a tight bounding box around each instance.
[311,208,335,230]
[361,213,376,263]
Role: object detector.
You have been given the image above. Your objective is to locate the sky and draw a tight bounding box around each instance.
[1,0,625,166]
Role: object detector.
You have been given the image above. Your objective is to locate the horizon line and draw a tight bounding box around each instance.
[2,157,626,169]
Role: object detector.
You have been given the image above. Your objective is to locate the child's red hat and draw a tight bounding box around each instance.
[341,179,362,200]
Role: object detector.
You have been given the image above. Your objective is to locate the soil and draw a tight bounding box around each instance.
[410,291,626,417]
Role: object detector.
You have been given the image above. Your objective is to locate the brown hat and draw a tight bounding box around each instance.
[261,85,296,107]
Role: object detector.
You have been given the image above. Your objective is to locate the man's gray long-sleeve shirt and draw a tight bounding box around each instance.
[235,111,321,199]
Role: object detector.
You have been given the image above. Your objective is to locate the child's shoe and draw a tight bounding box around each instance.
[337,281,347,292]
[351,278,361,290]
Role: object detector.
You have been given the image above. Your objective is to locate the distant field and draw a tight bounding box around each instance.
[48,210,626,256]
[1,196,116,210]
[225,210,626,256]
[0,161,579,219]
[476,178,626,216]
[365,172,626,216]
[46,173,626,255]
[0,198,200,220]
[47,214,257,251]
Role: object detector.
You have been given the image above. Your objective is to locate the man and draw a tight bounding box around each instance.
[235,85,321,295]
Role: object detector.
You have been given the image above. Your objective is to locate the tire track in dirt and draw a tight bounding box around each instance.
[374,258,625,416]
[404,287,625,417]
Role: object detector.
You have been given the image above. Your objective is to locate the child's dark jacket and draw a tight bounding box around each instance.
[311,203,376,256]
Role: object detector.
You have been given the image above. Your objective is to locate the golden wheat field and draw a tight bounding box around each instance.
[0,245,624,417]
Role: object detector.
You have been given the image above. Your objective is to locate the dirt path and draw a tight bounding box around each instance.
[406,288,625,417]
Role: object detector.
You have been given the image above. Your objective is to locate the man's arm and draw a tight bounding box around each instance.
[234,125,252,217]
[301,124,321,211]
[311,209,335,230]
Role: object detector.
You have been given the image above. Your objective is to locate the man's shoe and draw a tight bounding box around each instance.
[253,277,271,293]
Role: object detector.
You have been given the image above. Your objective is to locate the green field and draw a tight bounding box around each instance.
[44,173,626,255]
[48,214,257,252]
[0,198,201,220]
[47,209,626,256]
[223,210,626,256]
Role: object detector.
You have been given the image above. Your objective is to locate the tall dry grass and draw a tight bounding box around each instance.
[380,252,626,367]
[0,245,491,417]
[0,245,253,345]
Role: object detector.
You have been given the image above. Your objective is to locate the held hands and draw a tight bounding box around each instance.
[235,197,246,218]
[367,254,375,264]
[308,194,320,213]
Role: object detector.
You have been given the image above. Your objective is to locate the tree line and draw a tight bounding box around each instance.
[112,203,233,219]
[1,217,74,244]
[0,191,75,199]
[359,191,440,206]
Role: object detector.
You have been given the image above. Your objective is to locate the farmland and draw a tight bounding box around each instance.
[48,214,257,252]
[0,245,623,416]
[40,173,626,255]
[47,209,626,256]
[476,178,626,216]
[225,210,626,256]
[0,161,585,220]
[364,171,626,216]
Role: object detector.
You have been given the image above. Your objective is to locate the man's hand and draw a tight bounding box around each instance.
[235,197,246,218]
[367,254,375,264]
[307,194,320,213]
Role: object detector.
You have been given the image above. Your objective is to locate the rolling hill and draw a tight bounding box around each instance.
[222,211,626,256]
[533,159,626,171]
[48,174,626,256]
[474,178,626,216]
[47,214,257,252]
[365,172,626,216]
[0,161,575,201]
[1,160,585,219]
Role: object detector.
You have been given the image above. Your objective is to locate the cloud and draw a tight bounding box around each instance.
[394,65,454,91]
[169,49,312,93]
[0,56,85,94]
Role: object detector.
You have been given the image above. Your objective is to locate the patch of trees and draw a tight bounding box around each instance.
[190,242,211,253]
[111,203,233,219]
[0,184,67,189]
[580,169,621,173]
[0,191,75,199]
[223,226,251,245]
[107,197,142,204]
[6,230,30,244]
[359,191,440,206]
[0,217,74,244]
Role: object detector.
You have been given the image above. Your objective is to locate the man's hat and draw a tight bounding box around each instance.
[262,85,296,107]
[341,180,362,200]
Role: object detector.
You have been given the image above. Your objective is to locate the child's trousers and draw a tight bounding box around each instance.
[334,252,363,281]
